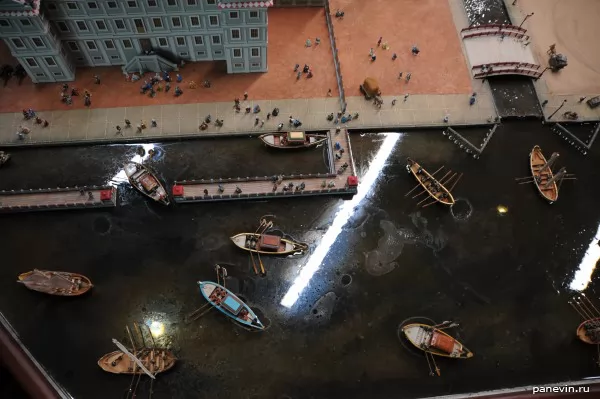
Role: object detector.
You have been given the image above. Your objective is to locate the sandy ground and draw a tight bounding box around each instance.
[0,8,339,112]
[519,0,600,95]
[329,0,472,96]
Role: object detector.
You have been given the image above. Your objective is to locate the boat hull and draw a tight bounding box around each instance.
[97,349,176,375]
[259,132,327,149]
[18,270,93,296]
[402,323,473,359]
[230,233,306,255]
[198,281,264,330]
[406,158,455,206]
[577,318,600,344]
[123,162,170,206]
[529,145,558,203]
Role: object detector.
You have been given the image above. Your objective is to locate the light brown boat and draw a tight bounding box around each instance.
[529,145,558,204]
[259,131,327,149]
[230,233,308,255]
[577,318,600,345]
[406,158,455,206]
[97,349,176,375]
[17,269,92,296]
[402,323,473,359]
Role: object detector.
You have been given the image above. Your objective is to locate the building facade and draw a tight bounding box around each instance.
[0,0,274,83]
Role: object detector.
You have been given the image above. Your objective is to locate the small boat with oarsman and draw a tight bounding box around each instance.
[123,161,170,205]
[402,321,473,359]
[98,348,176,375]
[515,146,576,204]
[259,131,328,149]
[569,295,600,345]
[405,158,462,208]
[231,232,307,255]
[17,269,93,296]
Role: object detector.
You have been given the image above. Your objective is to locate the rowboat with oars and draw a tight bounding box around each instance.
[17,269,93,296]
[402,323,473,359]
[577,318,600,344]
[123,162,170,205]
[406,158,455,206]
[259,131,328,149]
[529,145,559,204]
[198,281,264,330]
[230,232,308,255]
[98,348,176,375]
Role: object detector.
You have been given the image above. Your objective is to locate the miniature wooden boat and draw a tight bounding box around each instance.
[529,145,558,204]
[17,269,93,296]
[406,158,454,206]
[123,162,170,205]
[98,349,176,375]
[577,318,600,344]
[230,233,307,255]
[259,131,327,149]
[0,151,10,167]
[198,281,264,330]
[402,323,473,359]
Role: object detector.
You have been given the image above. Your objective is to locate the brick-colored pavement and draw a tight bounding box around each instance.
[0,8,338,113]
[329,0,473,96]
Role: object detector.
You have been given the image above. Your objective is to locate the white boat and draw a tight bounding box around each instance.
[123,162,170,205]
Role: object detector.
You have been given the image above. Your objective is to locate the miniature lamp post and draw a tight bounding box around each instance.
[548,99,567,120]
[536,66,550,80]
[519,12,534,28]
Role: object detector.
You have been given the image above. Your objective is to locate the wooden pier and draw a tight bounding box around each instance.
[0,186,117,213]
[173,129,358,203]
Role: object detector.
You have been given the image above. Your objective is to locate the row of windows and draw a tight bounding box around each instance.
[49,0,219,11]
[24,56,58,68]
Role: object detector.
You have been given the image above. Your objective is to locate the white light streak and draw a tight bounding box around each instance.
[569,224,600,291]
[108,143,156,187]
[281,133,401,308]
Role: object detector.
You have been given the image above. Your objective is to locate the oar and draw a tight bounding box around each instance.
[429,352,441,376]
[417,195,434,206]
[412,190,429,199]
[184,303,213,324]
[405,167,444,196]
[515,176,534,180]
[249,252,259,275]
[256,252,266,276]
[421,199,439,208]
[448,173,463,192]
[436,171,453,185]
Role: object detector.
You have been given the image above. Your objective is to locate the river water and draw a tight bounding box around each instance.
[1,119,600,398]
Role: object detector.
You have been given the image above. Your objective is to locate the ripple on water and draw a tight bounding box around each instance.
[305,292,337,325]
[364,220,406,276]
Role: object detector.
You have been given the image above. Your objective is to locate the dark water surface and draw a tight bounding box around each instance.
[1,121,600,399]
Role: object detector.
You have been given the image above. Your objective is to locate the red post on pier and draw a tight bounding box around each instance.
[347,176,359,187]
[100,189,112,201]
[172,185,184,197]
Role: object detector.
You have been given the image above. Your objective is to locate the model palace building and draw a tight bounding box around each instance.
[0,0,324,83]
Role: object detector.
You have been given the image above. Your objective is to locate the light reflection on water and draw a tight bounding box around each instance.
[569,224,600,291]
[107,143,158,187]
[281,133,402,308]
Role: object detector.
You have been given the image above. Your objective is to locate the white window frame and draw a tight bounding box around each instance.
[249,11,258,18]
[104,39,115,49]
[57,21,70,32]
[250,28,259,39]
[25,58,37,67]
[229,11,238,19]
[172,17,182,27]
[211,35,220,45]
[76,21,88,31]
[87,1,98,9]
[66,2,78,10]
[208,15,219,26]
[152,17,163,28]
[114,19,126,30]
[127,0,138,8]
[232,48,242,58]
[67,41,79,52]
[133,18,145,33]
[32,37,46,48]
[122,39,133,49]
[157,37,168,47]
[86,41,97,50]
[176,37,186,46]
[234,63,243,68]
[231,28,241,40]
[95,20,107,31]
[44,57,57,67]
[147,0,158,7]
[194,36,203,45]
[190,16,200,27]
[11,38,24,48]
[107,1,117,8]
[250,47,260,57]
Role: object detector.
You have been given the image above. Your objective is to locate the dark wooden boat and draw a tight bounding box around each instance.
[259,131,327,149]
[0,151,10,167]
[577,318,600,344]
[198,281,264,330]
[406,158,454,206]
[230,233,307,255]
[530,145,558,204]
[17,269,93,296]
[402,323,473,359]
[98,349,176,375]
[123,162,170,205]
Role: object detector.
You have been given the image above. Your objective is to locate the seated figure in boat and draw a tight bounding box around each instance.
[238,308,250,321]
[245,238,257,249]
